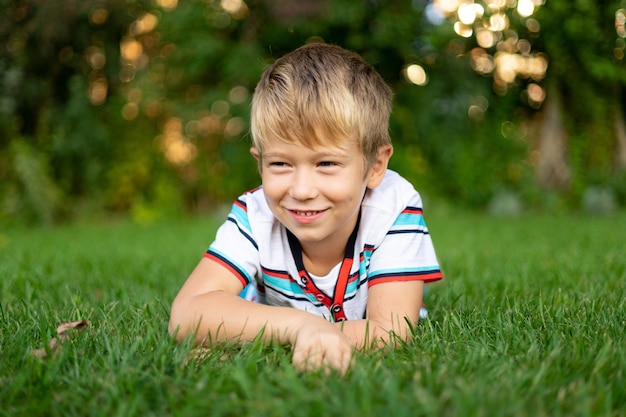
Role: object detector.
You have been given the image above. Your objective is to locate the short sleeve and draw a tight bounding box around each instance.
[367,200,443,287]
[204,194,260,287]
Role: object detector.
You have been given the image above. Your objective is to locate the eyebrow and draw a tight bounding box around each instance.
[262,149,351,160]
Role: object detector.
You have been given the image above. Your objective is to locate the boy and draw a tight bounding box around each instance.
[169,43,443,374]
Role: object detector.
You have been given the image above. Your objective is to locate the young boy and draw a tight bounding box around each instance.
[169,43,443,374]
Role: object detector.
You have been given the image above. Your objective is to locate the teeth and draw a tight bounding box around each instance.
[295,210,318,216]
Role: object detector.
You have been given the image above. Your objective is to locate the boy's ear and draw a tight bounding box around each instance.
[250,147,262,172]
[366,144,393,189]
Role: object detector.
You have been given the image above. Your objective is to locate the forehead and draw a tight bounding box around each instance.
[260,135,360,156]
[255,116,358,150]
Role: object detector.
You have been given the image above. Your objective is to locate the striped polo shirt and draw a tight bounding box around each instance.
[205,169,442,321]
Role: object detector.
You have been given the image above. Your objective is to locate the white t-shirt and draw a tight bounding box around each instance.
[205,170,442,321]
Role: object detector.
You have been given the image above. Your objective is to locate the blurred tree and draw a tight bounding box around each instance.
[426,0,626,206]
[1,0,624,225]
[121,0,267,212]
[0,0,158,222]
[534,0,626,204]
[140,0,529,207]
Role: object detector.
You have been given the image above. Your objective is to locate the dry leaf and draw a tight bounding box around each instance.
[56,320,91,340]
[31,319,91,359]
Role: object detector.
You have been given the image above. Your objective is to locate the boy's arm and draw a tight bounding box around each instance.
[335,280,424,349]
[169,257,352,373]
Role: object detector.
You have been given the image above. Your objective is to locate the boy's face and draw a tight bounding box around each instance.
[251,137,391,254]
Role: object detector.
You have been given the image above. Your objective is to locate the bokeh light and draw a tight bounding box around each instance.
[526,82,545,108]
[228,86,249,104]
[454,21,473,37]
[88,77,108,106]
[86,46,106,70]
[89,8,109,25]
[121,38,143,61]
[130,13,158,36]
[404,64,428,86]
[429,0,548,102]
[458,3,484,25]
[470,48,495,74]
[525,18,540,32]
[476,27,498,48]
[211,100,230,117]
[159,118,197,166]
[488,13,508,32]
[221,0,249,18]
[155,0,178,11]
[437,0,461,14]
[121,103,139,120]
[225,117,245,137]
[516,0,535,18]
[616,8,626,38]
[468,95,489,121]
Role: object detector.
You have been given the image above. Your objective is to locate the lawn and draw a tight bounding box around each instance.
[1,209,624,416]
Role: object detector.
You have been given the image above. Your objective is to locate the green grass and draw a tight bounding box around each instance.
[1,210,625,416]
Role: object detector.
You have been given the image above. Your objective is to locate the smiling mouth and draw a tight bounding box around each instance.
[292,210,324,217]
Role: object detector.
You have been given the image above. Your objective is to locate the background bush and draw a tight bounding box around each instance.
[1,0,625,225]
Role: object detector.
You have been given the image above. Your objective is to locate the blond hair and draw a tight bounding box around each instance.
[250,43,393,168]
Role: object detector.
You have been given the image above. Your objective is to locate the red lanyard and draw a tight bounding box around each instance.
[287,211,360,322]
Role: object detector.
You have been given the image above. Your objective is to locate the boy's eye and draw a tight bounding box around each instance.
[269,161,288,167]
[318,161,337,167]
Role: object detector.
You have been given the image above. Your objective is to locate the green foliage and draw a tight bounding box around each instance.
[535,0,626,195]
[0,0,159,223]
[1,0,625,224]
[47,76,111,195]
[128,0,265,204]
[4,140,64,224]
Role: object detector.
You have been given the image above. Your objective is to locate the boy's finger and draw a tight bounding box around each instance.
[292,346,320,372]
[329,348,352,375]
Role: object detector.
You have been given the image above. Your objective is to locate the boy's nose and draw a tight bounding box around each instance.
[289,169,318,200]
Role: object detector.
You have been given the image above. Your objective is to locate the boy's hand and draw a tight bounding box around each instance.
[290,320,353,375]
